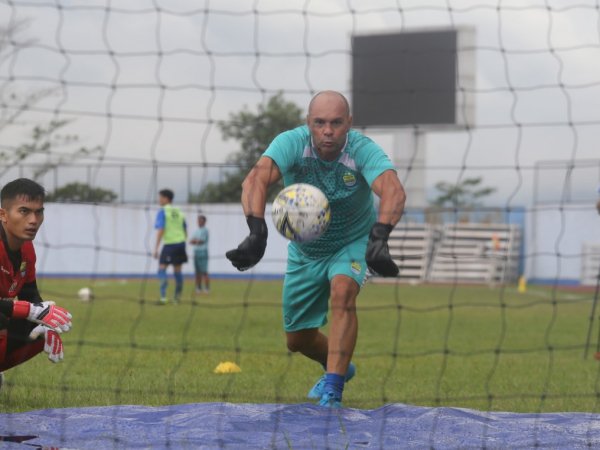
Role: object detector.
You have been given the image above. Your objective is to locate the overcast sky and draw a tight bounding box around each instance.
[1,0,599,206]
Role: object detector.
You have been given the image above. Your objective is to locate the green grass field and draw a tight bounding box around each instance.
[2,278,599,414]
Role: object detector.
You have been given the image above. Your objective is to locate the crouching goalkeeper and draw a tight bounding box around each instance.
[0,178,73,388]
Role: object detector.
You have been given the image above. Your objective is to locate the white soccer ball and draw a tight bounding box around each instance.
[271,183,331,242]
[77,287,94,302]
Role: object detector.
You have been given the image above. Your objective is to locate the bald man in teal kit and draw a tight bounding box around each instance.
[226,91,406,408]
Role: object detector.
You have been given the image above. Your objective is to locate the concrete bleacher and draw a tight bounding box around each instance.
[388,223,438,283]
[427,223,522,284]
[382,222,523,284]
[581,243,600,286]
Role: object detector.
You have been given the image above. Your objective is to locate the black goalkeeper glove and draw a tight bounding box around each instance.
[226,216,268,271]
[366,222,399,277]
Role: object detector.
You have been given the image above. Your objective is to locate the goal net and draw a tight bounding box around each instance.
[1,1,599,448]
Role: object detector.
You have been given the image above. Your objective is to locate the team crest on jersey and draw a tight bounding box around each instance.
[19,261,27,277]
[342,172,356,187]
[351,261,362,274]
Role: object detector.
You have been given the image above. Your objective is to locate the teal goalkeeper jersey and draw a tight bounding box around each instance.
[263,125,396,258]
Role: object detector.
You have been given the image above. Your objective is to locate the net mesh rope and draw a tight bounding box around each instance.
[1,1,600,448]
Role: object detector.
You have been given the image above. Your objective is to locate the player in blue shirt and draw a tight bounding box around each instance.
[226,91,406,407]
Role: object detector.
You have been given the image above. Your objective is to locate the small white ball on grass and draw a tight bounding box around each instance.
[77,287,94,302]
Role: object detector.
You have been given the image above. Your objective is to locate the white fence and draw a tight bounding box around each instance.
[33,202,599,285]
[527,204,600,285]
[35,203,290,278]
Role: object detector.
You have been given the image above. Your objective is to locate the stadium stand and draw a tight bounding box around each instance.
[427,223,522,284]
[581,243,600,286]
[388,223,438,283]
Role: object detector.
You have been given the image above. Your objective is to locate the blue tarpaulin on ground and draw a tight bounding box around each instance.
[1,403,599,449]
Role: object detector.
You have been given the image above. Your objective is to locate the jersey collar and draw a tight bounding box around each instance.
[310,133,349,162]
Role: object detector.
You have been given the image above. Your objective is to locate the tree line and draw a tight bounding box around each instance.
[2,23,493,206]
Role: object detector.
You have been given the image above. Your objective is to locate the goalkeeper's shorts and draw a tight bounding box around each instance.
[282,236,368,333]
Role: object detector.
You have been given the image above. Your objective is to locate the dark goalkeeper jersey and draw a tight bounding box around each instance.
[0,236,37,299]
[0,227,41,347]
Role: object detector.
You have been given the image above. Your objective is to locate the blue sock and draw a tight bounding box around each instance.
[158,268,168,297]
[174,272,183,296]
[321,362,355,381]
[323,373,345,400]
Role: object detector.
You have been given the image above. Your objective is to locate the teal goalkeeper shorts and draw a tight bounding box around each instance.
[282,237,369,332]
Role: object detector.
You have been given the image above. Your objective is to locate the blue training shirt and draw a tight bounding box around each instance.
[263,125,395,258]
